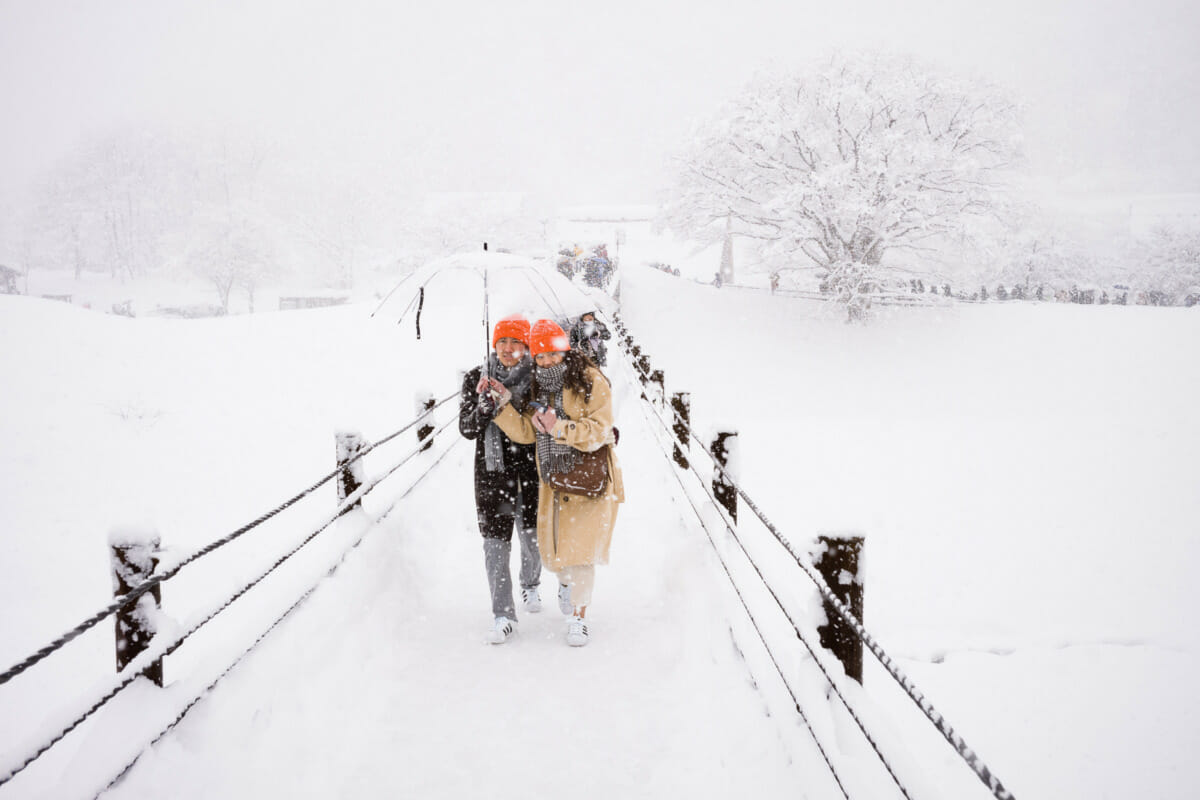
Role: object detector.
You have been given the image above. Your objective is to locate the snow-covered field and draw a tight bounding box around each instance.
[1,259,1198,799]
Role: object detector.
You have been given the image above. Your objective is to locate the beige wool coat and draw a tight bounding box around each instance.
[493,367,625,572]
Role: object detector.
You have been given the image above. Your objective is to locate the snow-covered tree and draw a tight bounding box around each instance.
[660,52,1023,318]
[181,203,278,312]
[24,132,186,281]
[1137,224,1200,304]
[25,154,114,278]
[988,207,1107,296]
[282,177,414,291]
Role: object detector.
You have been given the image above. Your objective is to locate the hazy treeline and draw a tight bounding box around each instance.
[658,52,1200,313]
[6,130,548,309]
[4,51,1197,315]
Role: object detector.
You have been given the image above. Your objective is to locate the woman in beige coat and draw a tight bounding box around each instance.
[478,319,624,647]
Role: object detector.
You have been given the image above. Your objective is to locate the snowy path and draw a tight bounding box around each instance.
[98,366,829,800]
[6,269,1200,799]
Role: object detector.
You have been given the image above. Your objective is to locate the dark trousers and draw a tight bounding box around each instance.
[476,466,540,618]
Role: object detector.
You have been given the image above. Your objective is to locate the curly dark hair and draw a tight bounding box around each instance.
[530,349,609,406]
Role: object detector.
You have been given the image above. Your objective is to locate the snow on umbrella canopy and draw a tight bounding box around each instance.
[373,251,613,364]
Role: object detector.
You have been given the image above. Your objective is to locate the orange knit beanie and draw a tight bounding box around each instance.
[492,315,530,347]
[528,319,570,356]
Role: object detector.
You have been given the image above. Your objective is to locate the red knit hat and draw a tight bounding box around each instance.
[492,315,530,347]
[529,319,570,356]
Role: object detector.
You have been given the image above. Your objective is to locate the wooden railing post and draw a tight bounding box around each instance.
[813,533,865,684]
[109,527,163,686]
[650,369,665,407]
[335,430,366,509]
[416,393,436,452]
[711,430,738,522]
[629,344,644,381]
[670,391,690,469]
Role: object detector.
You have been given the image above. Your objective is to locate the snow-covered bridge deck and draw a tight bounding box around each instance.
[94,365,827,799]
[8,262,1196,799]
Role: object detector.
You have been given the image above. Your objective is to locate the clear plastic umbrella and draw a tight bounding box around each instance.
[372,250,614,375]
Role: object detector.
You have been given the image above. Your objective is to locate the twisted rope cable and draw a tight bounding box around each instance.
[616,323,1016,800]
[163,417,459,662]
[0,392,455,688]
[0,662,146,788]
[349,390,457,457]
[0,420,457,788]
[617,354,909,799]
[618,365,851,799]
[98,435,463,797]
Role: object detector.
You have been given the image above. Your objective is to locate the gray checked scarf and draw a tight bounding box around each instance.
[483,354,532,472]
[533,362,581,477]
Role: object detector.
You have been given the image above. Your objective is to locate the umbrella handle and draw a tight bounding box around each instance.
[482,261,490,378]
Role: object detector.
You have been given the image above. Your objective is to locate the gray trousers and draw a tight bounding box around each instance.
[483,525,541,619]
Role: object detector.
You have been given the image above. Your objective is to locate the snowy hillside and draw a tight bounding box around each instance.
[1,263,1198,799]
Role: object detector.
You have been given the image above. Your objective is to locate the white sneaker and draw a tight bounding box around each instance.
[486,616,516,645]
[557,583,572,615]
[522,586,543,613]
[566,615,589,647]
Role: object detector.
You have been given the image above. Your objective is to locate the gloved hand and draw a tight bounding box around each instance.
[475,376,512,412]
[531,406,558,434]
[476,391,497,419]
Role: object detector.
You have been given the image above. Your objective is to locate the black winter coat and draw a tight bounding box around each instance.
[569,318,611,366]
[458,365,539,540]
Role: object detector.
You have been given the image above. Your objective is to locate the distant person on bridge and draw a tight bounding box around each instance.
[568,310,611,367]
[478,319,624,647]
[460,315,542,645]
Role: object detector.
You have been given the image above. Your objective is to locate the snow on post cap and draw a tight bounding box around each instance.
[412,391,436,414]
[334,428,365,443]
[108,525,161,549]
[703,425,741,479]
[810,531,868,581]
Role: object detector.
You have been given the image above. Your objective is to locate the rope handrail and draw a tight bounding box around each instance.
[618,360,851,798]
[100,432,463,795]
[0,417,460,787]
[617,324,1017,800]
[617,354,909,799]
[0,390,456,688]
[348,390,458,459]
[163,416,460,663]
[707,281,938,307]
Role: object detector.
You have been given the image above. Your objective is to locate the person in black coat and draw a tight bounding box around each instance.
[568,311,611,366]
[458,315,541,644]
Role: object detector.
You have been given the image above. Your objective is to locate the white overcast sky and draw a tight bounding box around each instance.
[1,0,1197,208]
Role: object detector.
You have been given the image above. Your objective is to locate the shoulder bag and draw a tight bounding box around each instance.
[546,444,610,498]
